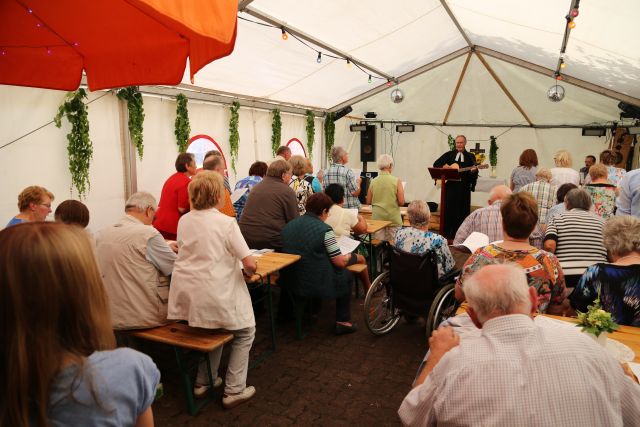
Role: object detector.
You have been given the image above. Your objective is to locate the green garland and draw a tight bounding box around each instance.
[489,135,499,166]
[174,93,190,153]
[229,101,240,174]
[271,108,282,156]
[447,134,455,151]
[116,86,145,159]
[54,89,93,199]
[324,112,335,161]
[306,110,315,159]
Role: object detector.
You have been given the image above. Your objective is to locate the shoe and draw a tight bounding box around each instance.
[222,386,256,409]
[335,323,357,335]
[193,377,223,398]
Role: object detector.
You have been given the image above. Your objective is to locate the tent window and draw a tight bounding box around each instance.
[286,138,306,157]
[187,135,228,172]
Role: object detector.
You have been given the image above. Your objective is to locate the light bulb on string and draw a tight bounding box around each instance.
[316,52,322,63]
[368,75,372,84]
[73,42,80,47]
[560,61,567,69]
[570,8,579,18]
[346,58,352,69]
[281,28,288,40]
[27,8,33,13]
[36,22,42,28]
[556,74,564,81]
[568,20,576,29]
[386,80,393,87]
[1,49,6,56]
[46,47,52,55]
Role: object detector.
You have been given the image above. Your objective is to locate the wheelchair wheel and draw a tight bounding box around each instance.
[425,283,458,338]
[363,271,401,335]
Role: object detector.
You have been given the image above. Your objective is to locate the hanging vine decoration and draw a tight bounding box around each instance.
[447,134,455,151]
[306,110,315,159]
[229,101,240,174]
[324,112,335,161]
[489,135,499,166]
[271,108,282,156]
[116,86,145,160]
[54,89,93,199]
[174,93,190,153]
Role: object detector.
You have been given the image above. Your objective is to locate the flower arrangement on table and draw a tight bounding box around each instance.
[576,297,619,337]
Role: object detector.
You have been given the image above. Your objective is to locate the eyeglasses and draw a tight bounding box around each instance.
[38,203,52,208]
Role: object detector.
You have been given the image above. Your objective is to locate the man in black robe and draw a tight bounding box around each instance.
[433,135,478,239]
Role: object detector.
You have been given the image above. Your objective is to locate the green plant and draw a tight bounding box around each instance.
[447,134,455,151]
[229,101,240,174]
[576,297,619,337]
[489,135,499,166]
[174,93,190,153]
[271,108,282,156]
[54,89,93,199]
[116,86,145,159]
[306,110,315,159]
[324,112,335,161]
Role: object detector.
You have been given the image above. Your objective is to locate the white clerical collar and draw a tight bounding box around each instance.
[455,151,464,162]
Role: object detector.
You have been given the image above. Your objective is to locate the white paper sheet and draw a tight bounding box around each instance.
[231,187,248,203]
[336,235,361,255]
[454,232,489,253]
[628,362,640,380]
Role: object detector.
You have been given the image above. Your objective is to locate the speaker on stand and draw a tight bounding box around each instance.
[360,125,376,162]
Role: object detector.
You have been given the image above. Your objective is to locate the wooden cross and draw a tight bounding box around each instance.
[469,142,485,155]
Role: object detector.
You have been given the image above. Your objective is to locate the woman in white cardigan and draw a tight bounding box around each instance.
[168,171,257,409]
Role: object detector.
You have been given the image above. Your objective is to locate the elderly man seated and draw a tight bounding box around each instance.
[453,184,511,245]
[544,188,607,288]
[96,192,177,329]
[395,200,455,279]
[6,185,55,227]
[399,264,640,426]
[519,167,556,226]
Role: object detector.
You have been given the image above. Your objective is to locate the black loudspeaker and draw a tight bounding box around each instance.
[358,172,378,204]
[360,125,376,162]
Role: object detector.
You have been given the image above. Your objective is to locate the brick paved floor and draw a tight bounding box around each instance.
[150,289,430,426]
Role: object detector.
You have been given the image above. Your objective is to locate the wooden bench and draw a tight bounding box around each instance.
[129,323,234,415]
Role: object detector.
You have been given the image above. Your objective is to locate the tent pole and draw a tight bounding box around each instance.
[443,53,472,125]
[475,51,534,127]
[439,0,473,47]
[117,98,137,199]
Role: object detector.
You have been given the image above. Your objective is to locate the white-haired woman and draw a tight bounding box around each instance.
[570,216,640,326]
[366,154,405,241]
[394,200,454,278]
[550,150,580,187]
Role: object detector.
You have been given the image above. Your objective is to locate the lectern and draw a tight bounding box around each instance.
[428,167,461,237]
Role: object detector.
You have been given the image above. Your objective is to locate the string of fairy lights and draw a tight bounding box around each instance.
[237,16,396,87]
[548,0,581,102]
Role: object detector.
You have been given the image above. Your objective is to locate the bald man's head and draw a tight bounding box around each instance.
[488,185,512,205]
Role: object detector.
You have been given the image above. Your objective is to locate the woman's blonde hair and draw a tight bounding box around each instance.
[0,223,115,427]
[553,150,572,167]
[17,185,54,211]
[289,155,307,177]
[588,163,608,180]
[189,171,223,210]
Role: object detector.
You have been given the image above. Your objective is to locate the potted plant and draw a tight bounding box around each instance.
[576,297,619,346]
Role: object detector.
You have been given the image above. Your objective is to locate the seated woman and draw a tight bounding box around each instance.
[289,155,316,215]
[281,193,365,335]
[545,182,577,226]
[570,216,640,326]
[457,192,566,314]
[394,200,455,279]
[584,163,617,219]
[233,161,267,221]
[0,223,159,426]
[366,154,405,241]
[168,171,257,408]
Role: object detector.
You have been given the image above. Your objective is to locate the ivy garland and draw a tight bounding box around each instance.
[324,112,335,161]
[174,93,190,153]
[271,108,282,156]
[489,135,499,166]
[447,134,455,151]
[116,86,145,160]
[306,110,315,159]
[229,101,240,174]
[54,89,93,199]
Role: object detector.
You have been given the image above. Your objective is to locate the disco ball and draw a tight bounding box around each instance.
[390,88,404,103]
[547,84,565,102]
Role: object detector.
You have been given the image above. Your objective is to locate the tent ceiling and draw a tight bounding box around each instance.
[178,0,639,122]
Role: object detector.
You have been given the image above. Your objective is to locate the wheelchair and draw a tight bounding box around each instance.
[363,242,460,337]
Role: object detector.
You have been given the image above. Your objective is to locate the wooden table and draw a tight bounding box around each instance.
[360,205,410,225]
[245,252,301,353]
[544,315,640,363]
[362,219,391,277]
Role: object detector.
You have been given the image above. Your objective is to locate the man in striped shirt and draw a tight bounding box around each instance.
[399,264,640,426]
[544,188,607,287]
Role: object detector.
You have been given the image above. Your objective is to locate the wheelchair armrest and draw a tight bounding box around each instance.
[438,268,461,285]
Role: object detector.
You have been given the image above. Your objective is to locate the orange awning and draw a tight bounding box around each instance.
[0,0,237,91]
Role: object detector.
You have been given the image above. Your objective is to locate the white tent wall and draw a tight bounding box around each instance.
[335,120,609,208]
[0,86,125,233]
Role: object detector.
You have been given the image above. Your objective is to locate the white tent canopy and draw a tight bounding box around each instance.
[1,0,638,230]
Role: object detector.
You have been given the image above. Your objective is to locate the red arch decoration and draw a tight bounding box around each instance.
[188,134,228,171]
[286,138,307,157]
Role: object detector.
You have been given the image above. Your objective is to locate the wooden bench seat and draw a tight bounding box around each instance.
[346,263,367,274]
[129,322,233,415]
